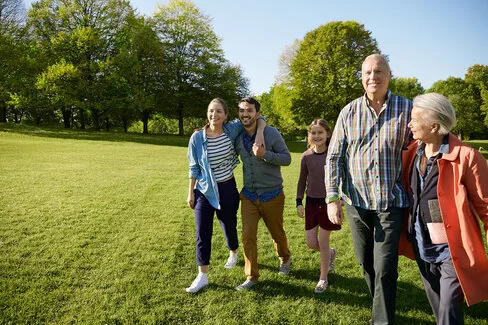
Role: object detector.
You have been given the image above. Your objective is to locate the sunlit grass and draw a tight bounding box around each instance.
[1,125,487,324]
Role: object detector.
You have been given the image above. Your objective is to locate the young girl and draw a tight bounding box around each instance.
[296,118,341,293]
[186,98,265,293]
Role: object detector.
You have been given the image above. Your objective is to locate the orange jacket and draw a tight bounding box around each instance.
[400,134,488,306]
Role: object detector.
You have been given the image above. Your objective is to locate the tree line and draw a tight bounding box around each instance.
[258,21,488,140]
[1,1,487,138]
[1,0,248,135]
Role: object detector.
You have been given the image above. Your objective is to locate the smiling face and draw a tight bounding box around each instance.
[238,101,259,129]
[361,57,391,99]
[308,124,329,150]
[207,101,227,128]
[408,106,437,143]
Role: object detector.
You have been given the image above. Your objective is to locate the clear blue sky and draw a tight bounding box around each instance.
[26,0,488,95]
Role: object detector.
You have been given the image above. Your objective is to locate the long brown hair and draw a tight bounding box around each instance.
[307,118,332,149]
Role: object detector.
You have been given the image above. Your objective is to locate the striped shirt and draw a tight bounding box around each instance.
[325,91,412,211]
[207,133,238,182]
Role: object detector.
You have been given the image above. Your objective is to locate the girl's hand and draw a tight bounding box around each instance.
[297,205,305,218]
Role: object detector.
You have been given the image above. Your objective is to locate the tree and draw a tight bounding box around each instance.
[259,39,303,137]
[289,21,379,126]
[465,64,488,129]
[152,0,247,135]
[428,77,483,139]
[0,0,26,122]
[36,60,81,128]
[107,15,165,133]
[27,0,136,130]
[388,77,424,100]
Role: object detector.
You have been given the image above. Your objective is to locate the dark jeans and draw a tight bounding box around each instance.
[415,255,464,325]
[194,178,239,266]
[345,203,403,325]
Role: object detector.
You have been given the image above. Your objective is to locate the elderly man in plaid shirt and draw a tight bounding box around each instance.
[325,54,412,325]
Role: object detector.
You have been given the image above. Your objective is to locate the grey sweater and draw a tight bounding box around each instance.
[235,126,291,195]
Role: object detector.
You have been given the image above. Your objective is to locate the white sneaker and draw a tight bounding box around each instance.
[314,279,328,293]
[185,273,208,293]
[328,248,337,274]
[278,259,292,275]
[236,279,257,291]
[224,252,238,268]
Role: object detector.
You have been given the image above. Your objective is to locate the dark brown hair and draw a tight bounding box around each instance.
[238,97,260,112]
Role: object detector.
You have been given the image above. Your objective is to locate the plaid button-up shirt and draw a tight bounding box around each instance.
[325,91,412,211]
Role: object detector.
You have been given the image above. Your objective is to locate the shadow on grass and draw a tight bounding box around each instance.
[0,123,191,148]
[0,123,311,153]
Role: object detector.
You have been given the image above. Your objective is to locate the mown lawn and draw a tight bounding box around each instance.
[1,124,487,324]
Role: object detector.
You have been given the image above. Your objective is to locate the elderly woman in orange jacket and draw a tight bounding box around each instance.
[400,92,488,324]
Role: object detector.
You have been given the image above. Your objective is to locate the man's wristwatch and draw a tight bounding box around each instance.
[325,195,339,204]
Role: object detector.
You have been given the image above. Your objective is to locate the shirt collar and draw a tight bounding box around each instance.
[363,89,391,113]
[416,134,450,157]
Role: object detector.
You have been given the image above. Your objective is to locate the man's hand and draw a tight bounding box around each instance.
[327,200,344,225]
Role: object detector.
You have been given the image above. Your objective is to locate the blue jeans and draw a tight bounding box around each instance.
[344,203,404,325]
[193,177,239,266]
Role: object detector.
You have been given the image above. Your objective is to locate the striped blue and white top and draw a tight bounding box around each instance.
[207,133,239,182]
[325,91,412,211]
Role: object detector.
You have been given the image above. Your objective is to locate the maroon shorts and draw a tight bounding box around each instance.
[305,197,342,231]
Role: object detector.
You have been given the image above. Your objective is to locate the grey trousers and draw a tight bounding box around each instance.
[345,203,404,325]
[416,256,464,325]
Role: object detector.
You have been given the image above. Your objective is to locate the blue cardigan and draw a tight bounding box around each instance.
[187,120,243,209]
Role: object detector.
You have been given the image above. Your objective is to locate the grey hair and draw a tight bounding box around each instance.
[413,93,456,135]
[362,53,391,74]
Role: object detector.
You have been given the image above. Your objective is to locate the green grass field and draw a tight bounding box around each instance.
[1,124,487,324]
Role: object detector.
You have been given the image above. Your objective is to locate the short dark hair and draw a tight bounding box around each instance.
[238,97,260,112]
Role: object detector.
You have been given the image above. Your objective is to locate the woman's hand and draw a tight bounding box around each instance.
[187,191,195,209]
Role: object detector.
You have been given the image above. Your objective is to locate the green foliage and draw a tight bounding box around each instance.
[128,115,206,135]
[151,0,249,135]
[389,77,425,101]
[104,15,165,133]
[0,0,29,122]
[258,85,303,138]
[3,1,487,140]
[289,21,379,126]
[27,0,136,130]
[465,64,488,130]
[1,126,487,324]
[428,77,485,139]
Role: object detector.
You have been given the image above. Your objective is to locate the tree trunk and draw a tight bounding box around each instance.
[123,118,128,133]
[178,102,184,135]
[79,108,85,129]
[105,117,110,131]
[62,108,71,128]
[0,102,6,122]
[92,109,101,131]
[142,110,149,134]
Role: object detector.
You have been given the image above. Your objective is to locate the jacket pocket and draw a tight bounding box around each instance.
[427,199,447,244]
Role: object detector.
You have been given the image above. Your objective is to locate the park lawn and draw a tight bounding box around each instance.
[0,125,487,324]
